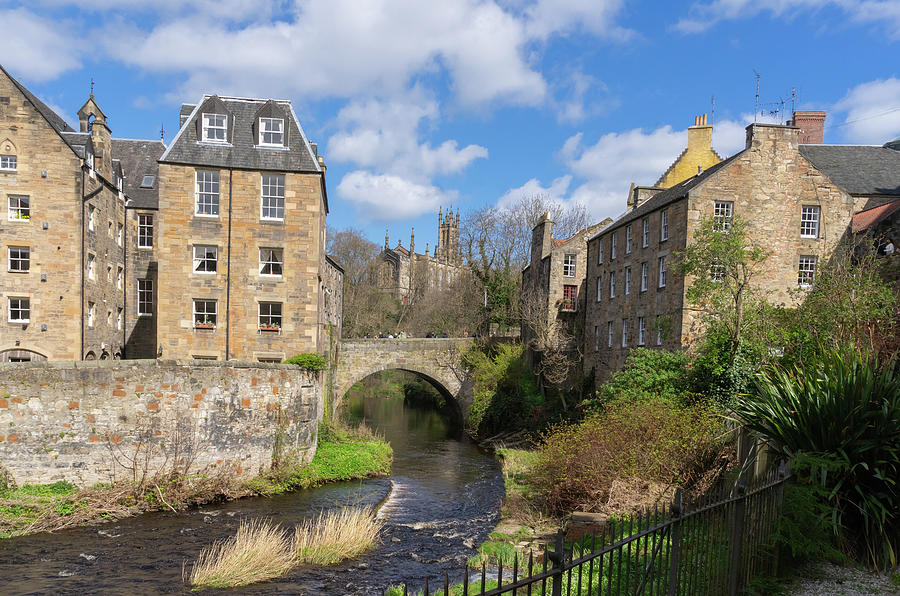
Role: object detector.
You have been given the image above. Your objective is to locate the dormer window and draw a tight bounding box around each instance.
[202,113,227,142]
[259,118,284,146]
[85,149,94,170]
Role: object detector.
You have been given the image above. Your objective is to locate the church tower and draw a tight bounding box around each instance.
[436,207,460,264]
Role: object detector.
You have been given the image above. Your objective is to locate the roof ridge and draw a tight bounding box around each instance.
[654,147,688,187]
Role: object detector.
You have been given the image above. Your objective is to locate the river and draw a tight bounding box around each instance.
[0,387,504,595]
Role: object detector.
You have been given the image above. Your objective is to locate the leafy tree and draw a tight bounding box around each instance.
[676,215,769,362]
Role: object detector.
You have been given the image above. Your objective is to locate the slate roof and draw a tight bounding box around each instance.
[112,138,167,209]
[589,151,744,240]
[799,145,900,196]
[160,96,320,174]
[60,131,89,158]
[852,199,900,233]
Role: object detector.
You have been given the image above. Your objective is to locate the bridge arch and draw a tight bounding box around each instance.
[332,338,474,420]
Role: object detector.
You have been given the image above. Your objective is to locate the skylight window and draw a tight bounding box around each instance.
[140,175,155,188]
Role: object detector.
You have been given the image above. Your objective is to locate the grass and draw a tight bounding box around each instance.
[293,506,382,565]
[187,518,295,590]
[0,481,80,538]
[186,507,382,589]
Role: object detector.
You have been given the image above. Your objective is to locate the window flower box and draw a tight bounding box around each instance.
[194,322,215,329]
[259,324,281,332]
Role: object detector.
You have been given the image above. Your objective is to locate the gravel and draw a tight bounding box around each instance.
[788,560,899,596]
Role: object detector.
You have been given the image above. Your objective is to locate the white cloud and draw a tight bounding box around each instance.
[497,117,751,221]
[1,8,81,82]
[833,78,900,144]
[675,0,900,39]
[524,0,632,40]
[336,171,455,221]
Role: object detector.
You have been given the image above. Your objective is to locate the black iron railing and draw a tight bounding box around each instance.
[387,464,789,596]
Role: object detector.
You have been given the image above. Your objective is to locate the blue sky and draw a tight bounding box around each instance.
[3,0,900,252]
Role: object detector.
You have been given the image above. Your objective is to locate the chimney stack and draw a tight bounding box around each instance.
[788,111,826,144]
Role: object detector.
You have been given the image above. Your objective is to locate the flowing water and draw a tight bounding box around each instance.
[0,389,504,595]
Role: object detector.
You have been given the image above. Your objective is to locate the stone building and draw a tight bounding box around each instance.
[378,207,467,302]
[582,114,900,384]
[156,95,334,362]
[0,66,342,363]
[521,214,610,368]
[0,66,131,361]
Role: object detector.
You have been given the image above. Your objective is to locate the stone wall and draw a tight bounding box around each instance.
[0,360,319,487]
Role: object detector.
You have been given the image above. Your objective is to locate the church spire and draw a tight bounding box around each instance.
[385,229,389,249]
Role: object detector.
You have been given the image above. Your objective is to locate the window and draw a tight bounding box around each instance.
[562,285,577,310]
[137,280,153,316]
[259,302,283,331]
[202,113,227,142]
[798,256,817,288]
[596,276,602,302]
[193,299,217,328]
[660,209,669,241]
[87,253,96,280]
[261,174,285,220]
[658,256,667,288]
[193,245,218,274]
[117,223,123,247]
[640,262,648,292]
[196,170,220,216]
[0,155,16,171]
[800,206,820,238]
[88,205,95,231]
[642,218,649,248]
[621,319,628,347]
[138,214,153,248]
[117,307,123,331]
[624,266,631,295]
[86,149,94,171]
[638,317,646,346]
[714,201,733,231]
[609,271,616,298]
[259,248,284,276]
[117,266,123,290]
[625,226,632,254]
[106,265,112,282]
[597,240,603,264]
[107,310,112,326]
[140,175,155,189]
[710,261,726,282]
[8,196,29,221]
[594,325,600,352]
[8,297,29,323]
[563,253,576,277]
[87,302,95,328]
[259,118,284,146]
[656,316,662,345]
[610,232,617,260]
[108,221,113,238]
[608,321,614,347]
[8,247,29,272]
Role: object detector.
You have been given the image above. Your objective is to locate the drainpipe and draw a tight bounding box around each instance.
[225,168,233,360]
[122,200,128,357]
[80,167,103,360]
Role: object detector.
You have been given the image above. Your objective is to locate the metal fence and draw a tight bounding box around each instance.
[387,464,789,596]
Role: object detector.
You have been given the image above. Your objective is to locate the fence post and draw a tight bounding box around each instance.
[548,528,565,596]
[772,462,788,577]
[667,488,682,595]
[728,482,747,596]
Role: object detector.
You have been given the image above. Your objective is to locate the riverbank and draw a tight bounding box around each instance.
[0,422,392,539]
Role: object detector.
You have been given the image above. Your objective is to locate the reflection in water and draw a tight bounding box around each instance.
[0,382,504,595]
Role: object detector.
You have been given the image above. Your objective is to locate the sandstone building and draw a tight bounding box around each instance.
[0,65,341,363]
[378,207,468,302]
[582,112,900,384]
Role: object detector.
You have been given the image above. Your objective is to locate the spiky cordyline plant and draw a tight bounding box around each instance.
[734,347,899,569]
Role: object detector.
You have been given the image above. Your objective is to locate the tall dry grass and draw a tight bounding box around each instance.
[293,506,382,565]
[187,518,295,589]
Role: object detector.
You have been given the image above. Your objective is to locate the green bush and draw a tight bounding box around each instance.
[531,400,725,515]
[735,347,900,569]
[587,347,692,409]
[463,342,543,437]
[283,353,328,371]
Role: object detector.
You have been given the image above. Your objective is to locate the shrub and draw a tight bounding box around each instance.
[531,400,726,515]
[283,353,328,371]
[187,518,295,589]
[735,347,900,569]
[589,348,692,409]
[293,506,381,565]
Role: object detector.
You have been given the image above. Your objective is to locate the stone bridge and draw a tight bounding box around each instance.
[332,338,475,419]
